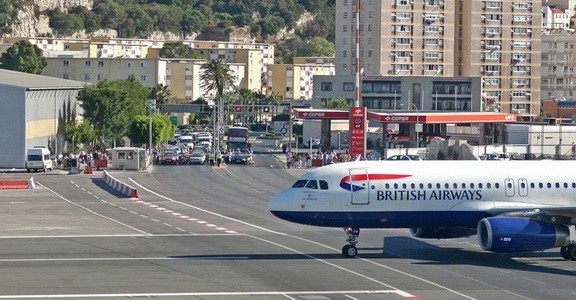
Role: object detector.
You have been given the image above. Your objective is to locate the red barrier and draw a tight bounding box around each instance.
[95,159,108,170]
[0,180,29,189]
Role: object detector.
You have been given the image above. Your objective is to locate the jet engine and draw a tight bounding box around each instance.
[477,217,570,252]
[410,227,477,239]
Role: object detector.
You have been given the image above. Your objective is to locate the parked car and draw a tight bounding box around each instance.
[386,154,422,161]
[161,151,179,165]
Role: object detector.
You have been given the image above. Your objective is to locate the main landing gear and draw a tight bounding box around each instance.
[560,244,576,260]
[342,227,360,257]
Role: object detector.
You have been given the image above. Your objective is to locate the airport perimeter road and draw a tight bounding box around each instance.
[0,141,574,299]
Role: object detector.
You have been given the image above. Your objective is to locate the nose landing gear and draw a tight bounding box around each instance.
[342,227,360,257]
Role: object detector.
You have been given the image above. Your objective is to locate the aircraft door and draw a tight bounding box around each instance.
[518,178,528,197]
[349,169,370,205]
[504,178,515,197]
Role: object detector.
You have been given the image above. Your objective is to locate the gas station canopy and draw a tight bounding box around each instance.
[294,108,517,124]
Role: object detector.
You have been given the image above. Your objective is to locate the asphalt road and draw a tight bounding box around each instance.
[0,137,575,299]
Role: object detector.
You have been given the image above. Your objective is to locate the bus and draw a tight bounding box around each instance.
[227,126,249,142]
[226,126,250,151]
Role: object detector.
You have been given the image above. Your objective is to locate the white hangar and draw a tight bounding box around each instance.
[0,69,86,168]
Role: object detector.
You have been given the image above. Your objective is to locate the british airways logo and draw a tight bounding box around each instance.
[339,174,412,192]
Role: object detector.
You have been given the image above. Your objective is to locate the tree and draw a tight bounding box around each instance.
[49,9,85,37]
[0,0,21,35]
[128,114,174,147]
[200,59,235,105]
[149,84,172,106]
[295,37,335,57]
[321,98,352,109]
[268,92,285,116]
[0,40,48,74]
[64,119,97,152]
[159,41,200,58]
[78,78,149,146]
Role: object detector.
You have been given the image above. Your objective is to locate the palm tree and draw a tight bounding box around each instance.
[149,84,172,113]
[269,92,285,116]
[237,88,256,124]
[321,98,352,109]
[200,59,235,105]
[201,59,235,134]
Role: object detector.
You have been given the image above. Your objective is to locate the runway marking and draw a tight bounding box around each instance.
[0,290,415,299]
[127,178,477,300]
[35,182,149,235]
[125,179,240,234]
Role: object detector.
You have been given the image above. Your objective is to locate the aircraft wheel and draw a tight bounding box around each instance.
[567,245,576,261]
[342,245,357,258]
[561,246,571,260]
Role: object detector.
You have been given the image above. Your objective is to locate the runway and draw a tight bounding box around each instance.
[0,140,575,299]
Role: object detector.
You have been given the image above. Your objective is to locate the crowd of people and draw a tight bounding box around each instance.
[284,149,353,169]
[57,151,109,170]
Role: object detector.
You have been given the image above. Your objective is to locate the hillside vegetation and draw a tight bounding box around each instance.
[42,0,335,61]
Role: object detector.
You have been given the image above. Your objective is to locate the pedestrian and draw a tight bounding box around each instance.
[286,153,292,169]
[208,152,215,167]
[216,152,222,167]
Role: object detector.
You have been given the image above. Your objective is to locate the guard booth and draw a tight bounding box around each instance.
[111,147,148,170]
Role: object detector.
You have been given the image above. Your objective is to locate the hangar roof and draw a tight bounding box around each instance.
[0,68,86,90]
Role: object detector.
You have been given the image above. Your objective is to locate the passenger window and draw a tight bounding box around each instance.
[547,183,552,188]
[444,183,449,189]
[462,183,466,189]
[530,183,534,189]
[539,183,543,188]
[394,183,398,189]
[564,183,568,189]
[402,183,407,189]
[495,183,500,189]
[292,180,308,188]
[436,183,441,189]
[573,183,576,188]
[453,183,458,189]
[419,183,424,189]
[428,183,433,189]
[478,183,483,189]
[470,183,474,189]
[385,183,390,189]
[305,180,318,189]
[487,183,492,189]
[319,180,329,190]
[411,183,415,189]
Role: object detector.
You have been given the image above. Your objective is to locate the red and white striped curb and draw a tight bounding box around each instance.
[130,198,240,234]
[101,171,139,198]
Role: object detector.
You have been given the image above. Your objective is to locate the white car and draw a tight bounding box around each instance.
[386,155,422,161]
[189,150,206,164]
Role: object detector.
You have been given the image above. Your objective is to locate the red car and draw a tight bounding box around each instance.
[161,151,178,165]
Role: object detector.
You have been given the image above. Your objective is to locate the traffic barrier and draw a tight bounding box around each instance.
[95,159,108,170]
[28,177,36,189]
[0,180,29,189]
[84,165,93,174]
[101,170,139,198]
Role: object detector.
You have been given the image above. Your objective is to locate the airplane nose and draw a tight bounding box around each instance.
[269,189,291,212]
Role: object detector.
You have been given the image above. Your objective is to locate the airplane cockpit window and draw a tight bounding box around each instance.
[319,180,329,190]
[305,180,318,189]
[292,180,308,188]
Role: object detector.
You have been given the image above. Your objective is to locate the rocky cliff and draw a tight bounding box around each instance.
[9,0,93,37]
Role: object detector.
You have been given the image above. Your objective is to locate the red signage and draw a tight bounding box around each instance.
[349,107,366,159]
[296,109,349,119]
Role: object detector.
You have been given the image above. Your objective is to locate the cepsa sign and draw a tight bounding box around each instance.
[349,107,366,159]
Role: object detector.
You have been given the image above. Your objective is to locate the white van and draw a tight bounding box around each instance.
[26,147,54,172]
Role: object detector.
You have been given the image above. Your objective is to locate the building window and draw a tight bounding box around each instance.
[63,60,70,67]
[84,61,91,67]
[84,74,91,81]
[343,82,354,91]
[321,82,333,91]
[140,61,147,68]
[63,73,69,79]
[140,75,147,81]
[97,61,104,67]
[127,61,134,67]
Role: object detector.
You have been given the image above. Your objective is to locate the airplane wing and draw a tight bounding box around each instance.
[487,206,576,225]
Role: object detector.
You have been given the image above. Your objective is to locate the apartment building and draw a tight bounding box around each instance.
[42,57,163,88]
[267,57,335,101]
[335,0,541,117]
[541,32,576,103]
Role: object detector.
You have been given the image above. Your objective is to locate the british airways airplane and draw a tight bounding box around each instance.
[269,160,576,258]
